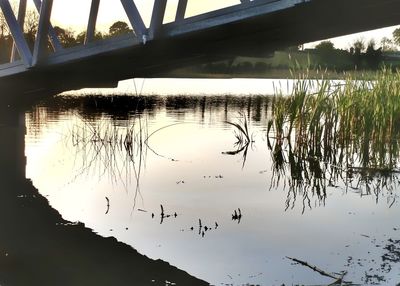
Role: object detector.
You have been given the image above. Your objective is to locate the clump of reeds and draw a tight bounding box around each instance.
[225,111,252,146]
[268,67,400,171]
[224,112,255,168]
[267,67,400,211]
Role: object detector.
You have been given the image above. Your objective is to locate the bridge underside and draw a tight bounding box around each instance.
[1,0,400,103]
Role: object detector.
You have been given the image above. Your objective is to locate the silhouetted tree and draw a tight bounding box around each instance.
[365,40,382,69]
[381,37,396,52]
[54,26,77,48]
[393,28,400,46]
[76,32,85,44]
[0,12,12,63]
[352,39,365,54]
[351,39,365,68]
[109,21,132,37]
[23,10,39,49]
[365,39,376,53]
[75,31,104,44]
[1,11,9,38]
[314,41,337,68]
[315,41,335,52]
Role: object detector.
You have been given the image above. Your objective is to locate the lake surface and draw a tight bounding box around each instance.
[9,79,400,285]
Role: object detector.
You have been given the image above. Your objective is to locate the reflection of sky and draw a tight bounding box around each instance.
[25,90,400,285]
[64,78,348,98]
[63,78,315,97]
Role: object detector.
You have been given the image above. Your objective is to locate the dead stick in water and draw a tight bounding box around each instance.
[105,197,110,215]
[286,256,341,281]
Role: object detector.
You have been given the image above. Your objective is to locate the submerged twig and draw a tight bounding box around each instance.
[105,197,110,214]
[286,256,347,284]
[144,123,184,162]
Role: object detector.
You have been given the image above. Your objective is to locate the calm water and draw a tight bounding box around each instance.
[19,79,400,285]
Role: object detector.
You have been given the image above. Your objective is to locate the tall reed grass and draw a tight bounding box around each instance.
[268,68,400,211]
[269,67,400,171]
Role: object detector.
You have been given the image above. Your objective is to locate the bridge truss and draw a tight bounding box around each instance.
[0,0,300,70]
[0,0,188,67]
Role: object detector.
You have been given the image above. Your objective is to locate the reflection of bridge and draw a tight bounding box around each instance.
[0,107,208,285]
[1,0,400,100]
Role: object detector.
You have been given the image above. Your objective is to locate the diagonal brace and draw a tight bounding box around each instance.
[10,0,27,62]
[0,0,32,66]
[32,0,53,65]
[120,0,147,40]
[85,0,100,44]
[149,0,167,39]
[175,0,188,21]
[32,0,62,51]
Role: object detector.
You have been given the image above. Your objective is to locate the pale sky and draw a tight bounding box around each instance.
[21,0,400,50]
[48,0,242,29]
[305,26,400,50]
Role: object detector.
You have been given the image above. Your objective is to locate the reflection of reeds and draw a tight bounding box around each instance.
[69,114,148,211]
[269,68,400,211]
[224,112,253,168]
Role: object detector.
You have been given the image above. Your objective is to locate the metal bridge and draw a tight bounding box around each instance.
[1,0,400,102]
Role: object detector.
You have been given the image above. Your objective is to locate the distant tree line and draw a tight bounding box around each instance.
[0,9,133,64]
[311,30,400,71]
[313,39,384,70]
[196,60,271,75]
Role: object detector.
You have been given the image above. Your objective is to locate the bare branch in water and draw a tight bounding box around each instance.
[286,256,347,284]
[105,197,110,214]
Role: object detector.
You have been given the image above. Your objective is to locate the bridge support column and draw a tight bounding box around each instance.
[175,0,188,22]
[10,0,27,62]
[149,0,167,39]
[85,0,101,44]
[32,0,54,66]
[32,0,62,52]
[120,0,147,40]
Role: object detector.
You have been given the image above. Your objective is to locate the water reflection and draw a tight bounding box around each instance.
[267,128,400,214]
[23,94,400,285]
[0,106,206,286]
